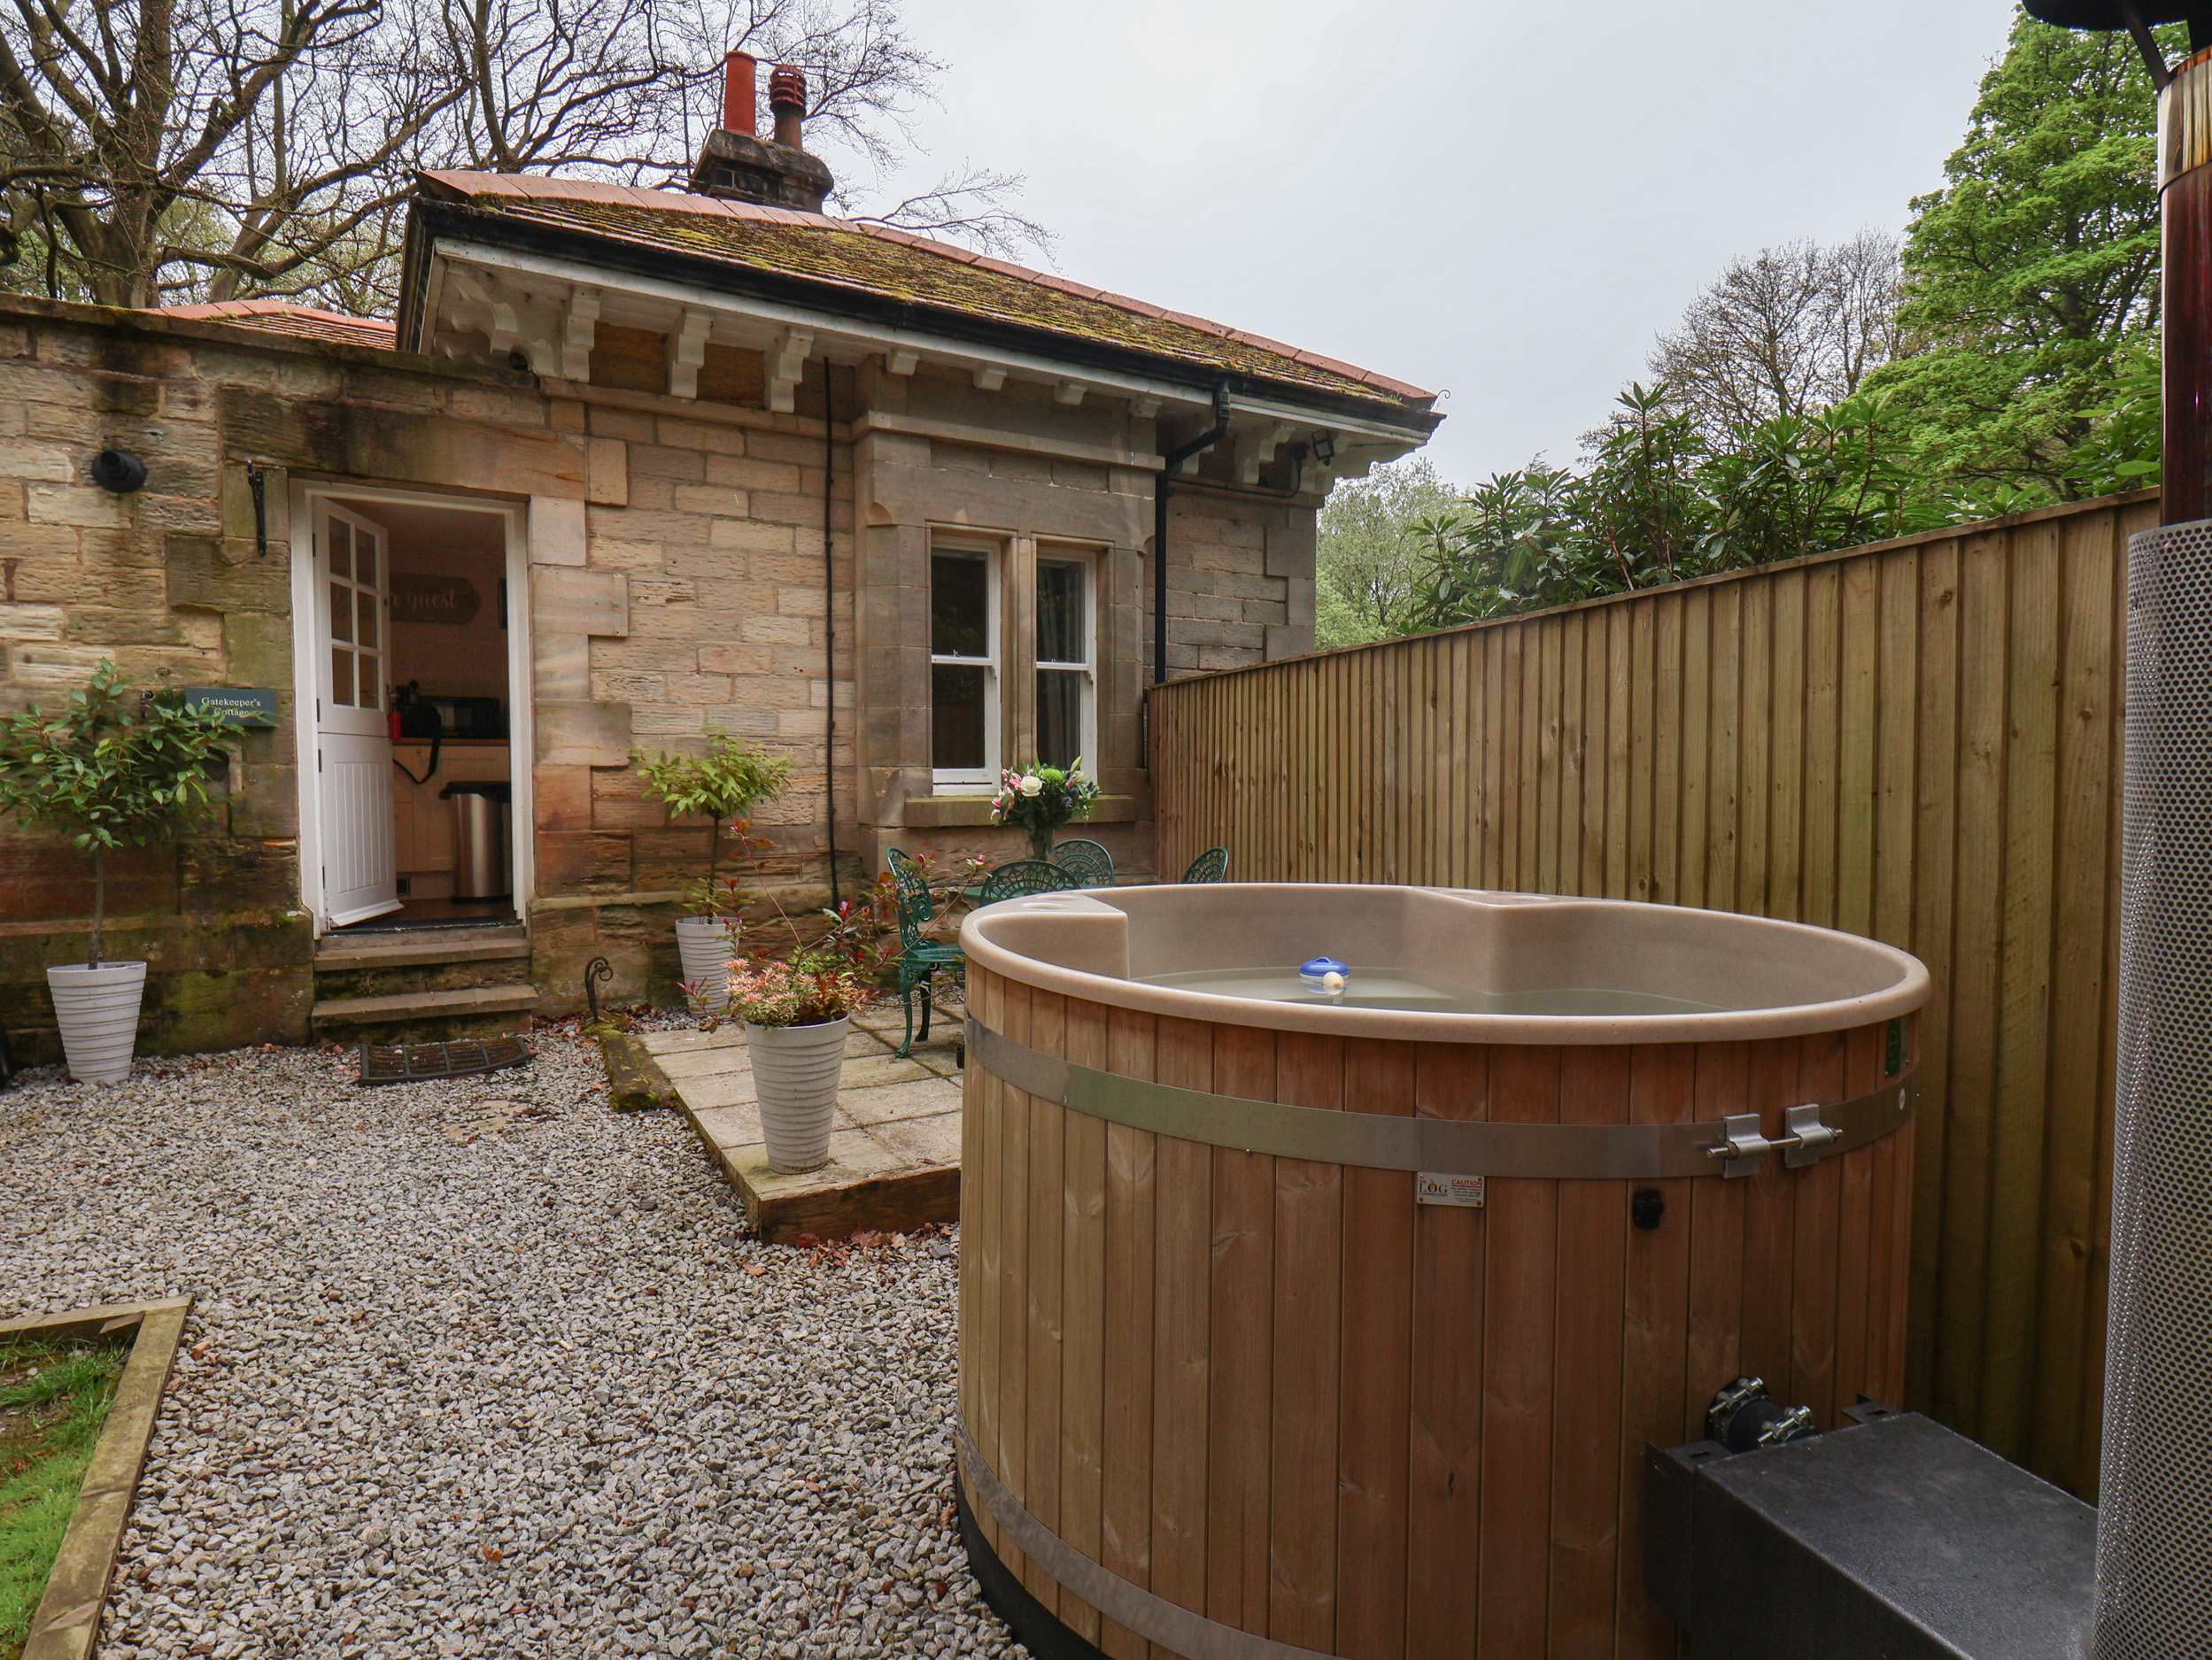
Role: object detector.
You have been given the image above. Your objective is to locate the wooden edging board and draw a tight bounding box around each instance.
[2,1296,192,1660]
[599,1032,678,1113]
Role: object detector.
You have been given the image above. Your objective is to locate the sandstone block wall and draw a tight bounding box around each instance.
[0,293,1331,1054]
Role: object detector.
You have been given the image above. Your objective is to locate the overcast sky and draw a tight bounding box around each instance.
[862,0,2023,485]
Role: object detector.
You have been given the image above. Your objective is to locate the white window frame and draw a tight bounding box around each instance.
[1033,544,1097,776]
[930,536,1001,789]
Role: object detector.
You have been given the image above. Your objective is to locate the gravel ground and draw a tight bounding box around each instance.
[0,1027,1022,1660]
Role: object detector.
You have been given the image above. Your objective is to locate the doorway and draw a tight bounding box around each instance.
[290,486,532,936]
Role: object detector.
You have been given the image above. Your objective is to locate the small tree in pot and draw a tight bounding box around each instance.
[0,663,234,1084]
[635,730,791,1010]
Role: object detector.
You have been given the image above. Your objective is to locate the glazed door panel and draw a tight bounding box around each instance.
[312,502,399,925]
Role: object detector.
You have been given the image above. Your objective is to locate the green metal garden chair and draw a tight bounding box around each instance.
[1048,838,1116,889]
[1180,846,1230,883]
[888,847,966,1060]
[977,859,1078,906]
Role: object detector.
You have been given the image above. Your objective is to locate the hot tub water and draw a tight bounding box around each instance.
[1137,965,1722,1017]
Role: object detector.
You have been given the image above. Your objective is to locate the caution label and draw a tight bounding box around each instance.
[1415,1172,1486,1208]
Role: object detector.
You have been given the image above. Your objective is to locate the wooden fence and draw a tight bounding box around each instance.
[1151,488,2158,1498]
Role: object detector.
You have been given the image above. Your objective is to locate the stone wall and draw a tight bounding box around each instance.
[525,374,860,1013]
[0,291,1331,1059]
[0,297,562,1058]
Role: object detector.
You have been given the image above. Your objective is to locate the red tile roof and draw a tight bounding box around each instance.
[417,172,1436,415]
[153,299,398,351]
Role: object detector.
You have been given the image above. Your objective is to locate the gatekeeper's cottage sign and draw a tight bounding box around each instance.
[389,573,481,626]
[182,687,279,727]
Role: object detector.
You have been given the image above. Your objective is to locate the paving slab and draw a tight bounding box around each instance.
[634,1016,963,1244]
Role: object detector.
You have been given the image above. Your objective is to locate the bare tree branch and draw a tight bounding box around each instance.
[0,0,1044,311]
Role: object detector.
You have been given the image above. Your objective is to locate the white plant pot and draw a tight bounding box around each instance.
[46,961,147,1086]
[674,916,739,1011]
[745,1015,848,1174]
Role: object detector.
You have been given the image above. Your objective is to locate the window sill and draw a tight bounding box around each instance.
[902,794,1137,829]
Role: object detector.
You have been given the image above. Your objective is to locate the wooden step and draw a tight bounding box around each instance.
[312,984,539,1027]
[314,927,529,972]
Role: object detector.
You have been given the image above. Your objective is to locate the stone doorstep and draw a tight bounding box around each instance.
[312,930,531,971]
[633,1021,964,1245]
[311,984,539,1024]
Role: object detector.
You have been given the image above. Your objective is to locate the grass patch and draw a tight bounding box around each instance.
[0,1340,124,1660]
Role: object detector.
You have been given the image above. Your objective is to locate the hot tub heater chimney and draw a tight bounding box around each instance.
[2025,6,2212,1654]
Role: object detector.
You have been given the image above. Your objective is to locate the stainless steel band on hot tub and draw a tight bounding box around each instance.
[965,1017,1914,1179]
[957,1420,1337,1660]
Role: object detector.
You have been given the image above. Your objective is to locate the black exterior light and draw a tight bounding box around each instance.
[1310,429,1336,465]
[89,449,146,493]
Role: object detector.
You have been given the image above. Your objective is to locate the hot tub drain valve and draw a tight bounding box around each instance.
[1705,1377,1817,1454]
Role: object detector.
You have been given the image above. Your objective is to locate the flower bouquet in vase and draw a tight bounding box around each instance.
[989,759,1101,863]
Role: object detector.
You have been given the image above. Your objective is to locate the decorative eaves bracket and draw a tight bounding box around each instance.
[668,307,715,399]
[767,327,815,413]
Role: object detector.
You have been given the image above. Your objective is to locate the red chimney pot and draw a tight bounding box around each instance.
[769,63,806,149]
[722,50,756,136]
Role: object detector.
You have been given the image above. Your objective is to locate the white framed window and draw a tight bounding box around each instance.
[1034,547,1095,774]
[931,538,1000,787]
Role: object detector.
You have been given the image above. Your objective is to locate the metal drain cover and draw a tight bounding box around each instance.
[358,1036,531,1085]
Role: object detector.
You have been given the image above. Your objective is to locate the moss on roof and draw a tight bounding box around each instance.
[464,193,1425,412]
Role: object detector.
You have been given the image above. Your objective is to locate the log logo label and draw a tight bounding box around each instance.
[1416,1171,1486,1208]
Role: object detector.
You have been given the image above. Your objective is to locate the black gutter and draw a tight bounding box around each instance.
[821,355,839,910]
[402,197,1443,438]
[1154,382,1234,687]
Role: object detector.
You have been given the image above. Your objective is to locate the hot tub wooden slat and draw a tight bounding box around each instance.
[1025,988,1067,1617]
[1614,1042,1697,1649]
[999,977,1040,1602]
[1790,1029,1848,1427]
[1406,1043,1487,1658]
[1060,997,1110,1650]
[1478,1044,1561,1654]
[1836,1028,1879,1421]
[1099,1006,1156,1660]
[1550,1046,1633,1656]
[1739,1037,1802,1396]
[965,964,1002,1565]
[1337,1038,1416,1660]
[1684,1043,1749,1440]
[1152,1015,1214,1644]
[1269,1031,1344,1650]
[1208,1027,1276,1637]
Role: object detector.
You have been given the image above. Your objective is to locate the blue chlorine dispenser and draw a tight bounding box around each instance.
[1299,957,1349,997]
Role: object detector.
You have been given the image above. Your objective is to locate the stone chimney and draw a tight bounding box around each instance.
[690,51,834,212]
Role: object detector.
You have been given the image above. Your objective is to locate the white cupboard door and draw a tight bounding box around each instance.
[313,502,400,924]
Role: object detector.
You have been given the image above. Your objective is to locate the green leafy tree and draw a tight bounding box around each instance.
[1868,13,2175,498]
[0,663,236,967]
[1314,456,1463,650]
[635,729,792,911]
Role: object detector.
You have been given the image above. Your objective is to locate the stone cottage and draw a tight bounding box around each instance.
[0,53,1440,1061]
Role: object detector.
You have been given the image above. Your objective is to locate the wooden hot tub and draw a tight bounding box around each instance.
[955,883,1929,1660]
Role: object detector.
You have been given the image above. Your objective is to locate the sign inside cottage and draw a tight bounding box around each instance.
[389,573,482,626]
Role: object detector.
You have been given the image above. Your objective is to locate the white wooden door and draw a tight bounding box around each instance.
[312,502,400,925]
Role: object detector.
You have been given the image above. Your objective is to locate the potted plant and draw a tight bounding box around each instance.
[635,730,791,1009]
[0,664,234,1085]
[726,946,872,1173]
[990,757,1102,862]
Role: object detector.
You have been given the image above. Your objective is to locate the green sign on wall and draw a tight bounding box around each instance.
[184,687,280,728]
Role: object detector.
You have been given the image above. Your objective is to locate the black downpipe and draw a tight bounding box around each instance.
[1152,382,1234,687]
[822,357,840,909]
